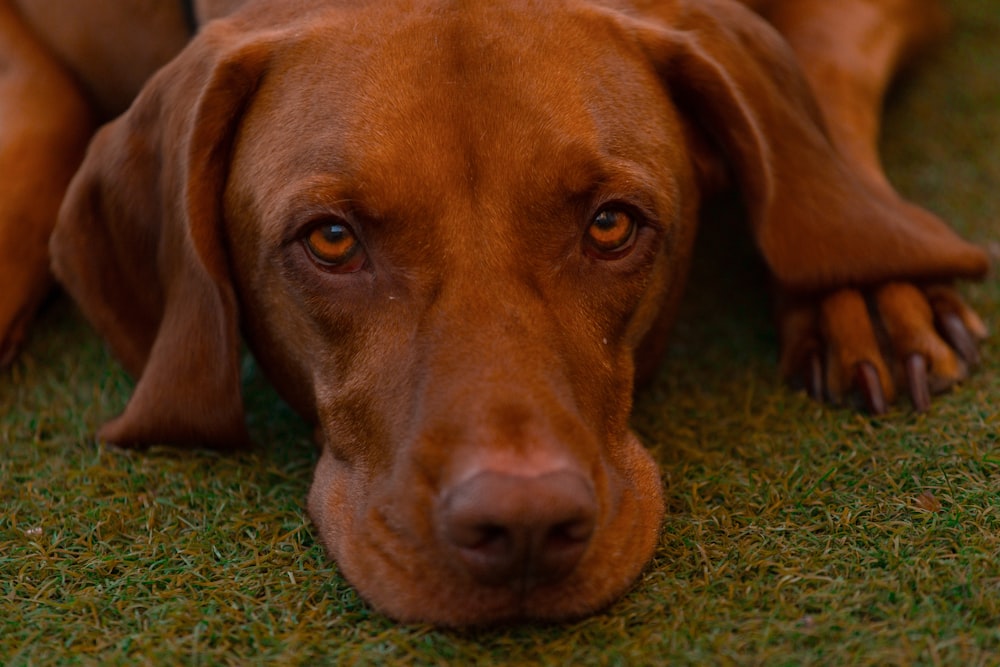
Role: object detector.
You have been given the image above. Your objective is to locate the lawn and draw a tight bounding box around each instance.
[2,1,999,664]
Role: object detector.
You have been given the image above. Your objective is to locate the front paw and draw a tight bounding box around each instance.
[778,283,987,414]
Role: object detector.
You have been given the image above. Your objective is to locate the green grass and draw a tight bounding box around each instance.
[3,2,1000,664]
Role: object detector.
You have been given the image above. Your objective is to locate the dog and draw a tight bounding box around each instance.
[0,0,990,625]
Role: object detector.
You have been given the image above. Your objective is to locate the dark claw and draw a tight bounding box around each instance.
[855,362,887,416]
[904,354,931,413]
[939,312,980,368]
[0,338,15,368]
[805,351,824,401]
[0,334,21,369]
[0,307,28,368]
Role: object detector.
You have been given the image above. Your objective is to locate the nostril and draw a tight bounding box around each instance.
[450,522,513,559]
[535,516,594,581]
[548,518,594,550]
[438,469,597,588]
[467,523,509,550]
[447,522,521,585]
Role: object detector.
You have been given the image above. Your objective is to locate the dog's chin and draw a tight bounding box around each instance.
[306,431,665,626]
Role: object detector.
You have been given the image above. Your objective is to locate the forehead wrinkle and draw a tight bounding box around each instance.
[241,0,683,273]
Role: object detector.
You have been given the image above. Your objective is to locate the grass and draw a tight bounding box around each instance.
[3,1,1000,664]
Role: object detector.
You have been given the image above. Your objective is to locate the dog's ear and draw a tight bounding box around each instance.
[629,0,988,291]
[51,21,274,449]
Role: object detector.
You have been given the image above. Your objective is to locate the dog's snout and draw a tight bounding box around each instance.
[438,470,597,588]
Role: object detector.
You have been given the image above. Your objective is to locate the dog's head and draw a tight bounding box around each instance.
[51,0,987,625]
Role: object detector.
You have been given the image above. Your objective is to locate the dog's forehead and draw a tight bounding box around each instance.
[235,0,682,223]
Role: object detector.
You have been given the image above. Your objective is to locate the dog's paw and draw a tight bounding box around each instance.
[778,283,987,414]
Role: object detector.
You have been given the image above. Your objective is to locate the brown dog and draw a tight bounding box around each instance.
[0,0,989,625]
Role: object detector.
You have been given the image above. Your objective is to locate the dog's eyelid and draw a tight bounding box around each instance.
[586,162,669,224]
[589,193,660,230]
[279,206,362,248]
[275,182,370,244]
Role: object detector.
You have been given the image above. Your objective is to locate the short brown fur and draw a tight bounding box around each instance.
[0,0,989,625]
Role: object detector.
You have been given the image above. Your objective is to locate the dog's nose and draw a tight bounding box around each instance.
[438,469,597,587]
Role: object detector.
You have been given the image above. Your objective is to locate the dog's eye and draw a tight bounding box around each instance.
[304,222,366,272]
[585,208,637,259]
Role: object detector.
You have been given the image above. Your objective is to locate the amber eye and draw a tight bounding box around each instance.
[585,208,637,259]
[304,222,365,272]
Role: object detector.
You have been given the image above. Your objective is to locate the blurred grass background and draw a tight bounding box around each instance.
[2,1,999,664]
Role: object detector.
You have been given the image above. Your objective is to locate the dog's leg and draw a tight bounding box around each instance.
[762,0,948,189]
[763,0,987,412]
[0,1,95,366]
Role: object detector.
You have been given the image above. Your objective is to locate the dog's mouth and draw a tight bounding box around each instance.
[306,429,664,626]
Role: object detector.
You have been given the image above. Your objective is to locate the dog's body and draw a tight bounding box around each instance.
[0,0,990,625]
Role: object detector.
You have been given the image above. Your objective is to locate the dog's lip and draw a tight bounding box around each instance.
[357,516,602,625]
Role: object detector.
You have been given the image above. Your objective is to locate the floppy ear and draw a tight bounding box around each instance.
[630,0,988,292]
[51,21,273,449]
